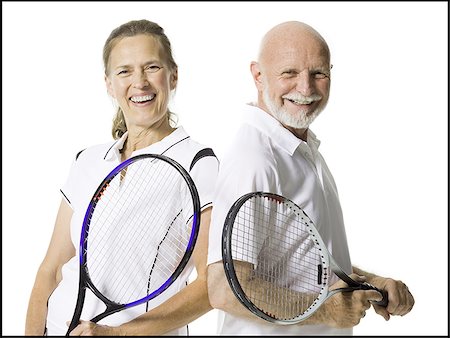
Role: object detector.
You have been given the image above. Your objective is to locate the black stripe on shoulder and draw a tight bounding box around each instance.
[189,148,216,172]
[60,189,71,205]
[75,148,86,161]
[104,140,119,160]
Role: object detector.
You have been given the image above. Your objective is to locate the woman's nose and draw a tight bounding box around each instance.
[133,71,150,89]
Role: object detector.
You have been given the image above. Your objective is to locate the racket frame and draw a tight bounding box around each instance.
[222,191,387,325]
[67,153,201,334]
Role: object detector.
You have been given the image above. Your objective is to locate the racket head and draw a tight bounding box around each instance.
[222,192,331,324]
[70,154,200,331]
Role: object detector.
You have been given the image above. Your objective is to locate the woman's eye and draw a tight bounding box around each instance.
[117,70,128,75]
[146,65,161,73]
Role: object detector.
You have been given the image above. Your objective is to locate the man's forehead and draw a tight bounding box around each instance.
[265,47,330,69]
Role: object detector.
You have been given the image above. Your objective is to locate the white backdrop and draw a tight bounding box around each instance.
[3,1,448,336]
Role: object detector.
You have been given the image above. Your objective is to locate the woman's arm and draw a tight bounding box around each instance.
[25,199,75,335]
[70,207,214,336]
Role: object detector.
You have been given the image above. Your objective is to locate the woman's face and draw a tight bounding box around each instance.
[105,34,176,132]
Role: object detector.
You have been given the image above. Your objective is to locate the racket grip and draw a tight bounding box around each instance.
[371,288,388,307]
[66,319,79,336]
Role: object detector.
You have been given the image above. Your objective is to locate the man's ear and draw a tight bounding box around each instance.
[105,75,115,98]
[250,61,264,92]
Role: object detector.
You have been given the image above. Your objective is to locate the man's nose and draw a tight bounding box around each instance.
[295,71,314,96]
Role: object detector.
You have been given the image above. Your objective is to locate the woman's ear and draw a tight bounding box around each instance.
[105,74,115,98]
[170,68,178,90]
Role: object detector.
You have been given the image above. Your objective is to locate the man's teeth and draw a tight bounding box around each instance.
[131,94,155,103]
[288,98,313,105]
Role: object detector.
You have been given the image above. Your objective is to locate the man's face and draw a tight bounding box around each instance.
[258,34,331,130]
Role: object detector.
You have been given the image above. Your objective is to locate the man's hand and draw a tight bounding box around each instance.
[370,277,415,321]
[320,274,383,328]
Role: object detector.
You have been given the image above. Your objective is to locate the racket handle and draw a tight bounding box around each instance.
[66,318,79,336]
[371,288,389,307]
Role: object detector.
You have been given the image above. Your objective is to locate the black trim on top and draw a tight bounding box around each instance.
[160,136,190,157]
[103,135,192,161]
[103,140,120,160]
[60,189,71,205]
[201,201,213,210]
[75,148,86,161]
[189,148,216,172]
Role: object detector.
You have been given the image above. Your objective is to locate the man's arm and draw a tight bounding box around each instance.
[207,260,381,328]
[207,261,264,321]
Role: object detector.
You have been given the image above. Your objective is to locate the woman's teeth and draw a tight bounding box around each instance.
[130,94,155,103]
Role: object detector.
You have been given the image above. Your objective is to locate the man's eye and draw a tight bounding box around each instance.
[313,72,329,79]
[117,70,128,75]
[281,70,297,78]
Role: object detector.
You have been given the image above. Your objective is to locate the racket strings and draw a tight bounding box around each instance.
[100,168,190,301]
[84,157,195,305]
[232,195,324,320]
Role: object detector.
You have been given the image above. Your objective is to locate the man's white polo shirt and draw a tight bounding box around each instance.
[207,104,352,335]
[46,126,218,336]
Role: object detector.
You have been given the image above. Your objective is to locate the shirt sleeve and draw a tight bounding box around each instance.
[60,157,80,209]
[189,154,219,211]
[60,148,87,209]
[207,140,277,265]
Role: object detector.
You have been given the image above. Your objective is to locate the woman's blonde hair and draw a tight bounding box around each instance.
[103,20,178,139]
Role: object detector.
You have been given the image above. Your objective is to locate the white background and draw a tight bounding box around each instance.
[3,1,448,336]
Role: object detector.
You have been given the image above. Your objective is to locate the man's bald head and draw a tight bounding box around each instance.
[258,21,330,68]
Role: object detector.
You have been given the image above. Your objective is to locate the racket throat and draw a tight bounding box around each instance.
[91,303,127,323]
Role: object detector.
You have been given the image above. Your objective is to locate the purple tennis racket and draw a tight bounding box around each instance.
[66,154,200,335]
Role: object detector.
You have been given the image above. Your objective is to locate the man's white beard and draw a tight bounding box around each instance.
[262,87,325,129]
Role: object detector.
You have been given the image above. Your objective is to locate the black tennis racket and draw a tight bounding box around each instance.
[222,192,388,324]
[66,154,201,335]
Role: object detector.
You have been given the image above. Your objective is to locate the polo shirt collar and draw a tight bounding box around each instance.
[306,128,321,151]
[104,126,190,161]
[242,103,320,156]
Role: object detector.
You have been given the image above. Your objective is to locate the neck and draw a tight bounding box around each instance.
[285,125,308,142]
[121,119,175,160]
